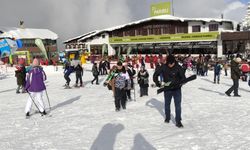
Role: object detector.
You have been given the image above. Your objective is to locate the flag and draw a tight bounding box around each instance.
[35,39,48,59]
[0,39,11,57]
[5,39,18,54]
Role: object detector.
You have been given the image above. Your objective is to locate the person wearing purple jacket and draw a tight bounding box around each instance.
[25,58,47,117]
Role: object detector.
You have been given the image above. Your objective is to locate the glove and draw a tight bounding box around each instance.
[156,82,161,87]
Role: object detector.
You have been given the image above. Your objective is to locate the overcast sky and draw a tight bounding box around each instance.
[0,0,248,49]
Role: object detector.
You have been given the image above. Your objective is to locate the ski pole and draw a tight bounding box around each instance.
[134,84,136,101]
[45,89,51,110]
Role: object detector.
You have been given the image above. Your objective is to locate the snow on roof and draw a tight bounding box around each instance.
[76,15,233,42]
[63,31,98,43]
[0,27,58,40]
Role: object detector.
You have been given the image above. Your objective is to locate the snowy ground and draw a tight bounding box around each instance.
[0,64,250,150]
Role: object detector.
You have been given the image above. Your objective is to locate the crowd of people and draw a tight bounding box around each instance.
[13,53,250,127]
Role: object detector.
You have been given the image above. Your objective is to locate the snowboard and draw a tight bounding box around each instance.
[157,75,197,94]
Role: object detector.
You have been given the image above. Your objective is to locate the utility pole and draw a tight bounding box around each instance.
[172,0,174,16]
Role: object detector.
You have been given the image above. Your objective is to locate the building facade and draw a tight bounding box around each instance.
[0,27,58,64]
[64,15,234,58]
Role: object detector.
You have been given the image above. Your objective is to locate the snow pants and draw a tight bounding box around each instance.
[226,79,239,96]
[164,89,182,123]
[114,88,126,109]
[25,91,45,113]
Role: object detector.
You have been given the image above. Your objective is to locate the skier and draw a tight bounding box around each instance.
[214,61,222,84]
[25,58,47,117]
[74,63,84,87]
[153,55,186,128]
[113,62,127,111]
[225,57,242,97]
[137,66,149,97]
[91,63,99,85]
[15,64,26,93]
[64,61,75,88]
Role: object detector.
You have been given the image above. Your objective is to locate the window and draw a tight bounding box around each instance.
[192,25,201,32]
[209,24,219,31]
[101,35,105,38]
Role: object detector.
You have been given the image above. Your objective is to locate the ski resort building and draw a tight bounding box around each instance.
[0,27,58,64]
[64,15,234,58]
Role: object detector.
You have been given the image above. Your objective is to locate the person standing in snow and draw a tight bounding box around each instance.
[214,61,222,84]
[153,55,186,128]
[25,58,47,117]
[64,61,75,88]
[74,63,84,87]
[124,63,135,101]
[114,62,127,111]
[137,66,149,97]
[15,65,26,93]
[91,63,99,85]
[225,57,242,97]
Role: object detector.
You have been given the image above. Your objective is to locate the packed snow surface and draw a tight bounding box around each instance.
[0,65,250,150]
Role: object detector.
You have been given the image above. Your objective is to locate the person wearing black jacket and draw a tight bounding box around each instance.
[91,63,99,85]
[137,66,149,97]
[153,55,186,128]
[124,63,136,100]
[75,63,84,87]
[225,57,241,97]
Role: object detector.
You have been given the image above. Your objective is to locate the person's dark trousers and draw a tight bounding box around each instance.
[99,68,103,75]
[92,75,99,84]
[214,73,220,83]
[126,90,131,99]
[121,89,126,109]
[103,67,108,75]
[164,89,182,123]
[115,88,126,109]
[64,74,71,85]
[76,74,83,85]
[226,79,239,95]
[140,87,148,96]
[225,69,228,76]
[242,72,248,81]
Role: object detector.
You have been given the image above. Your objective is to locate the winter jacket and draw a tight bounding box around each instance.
[92,65,99,76]
[241,63,249,73]
[64,66,74,76]
[230,59,241,80]
[214,64,222,75]
[15,66,26,86]
[153,62,186,90]
[75,64,83,76]
[138,70,149,88]
[25,66,46,92]
[115,73,126,89]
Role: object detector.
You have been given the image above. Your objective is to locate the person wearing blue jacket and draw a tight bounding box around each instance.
[214,62,222,84]
[64,62,75,88]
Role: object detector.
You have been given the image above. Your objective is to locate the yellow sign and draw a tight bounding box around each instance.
[69,54,75,59]
[109,32,219,44]
[151,2,171,17]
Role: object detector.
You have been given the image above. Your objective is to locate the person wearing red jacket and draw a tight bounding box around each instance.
[240,60,249,81]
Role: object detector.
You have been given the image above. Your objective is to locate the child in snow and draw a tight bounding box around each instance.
[74,63,84,87]
[64,62,75,88]
[15,65,26,93]
[25,58,47,117]
[214,61,222,84]
[91,63,99,85]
